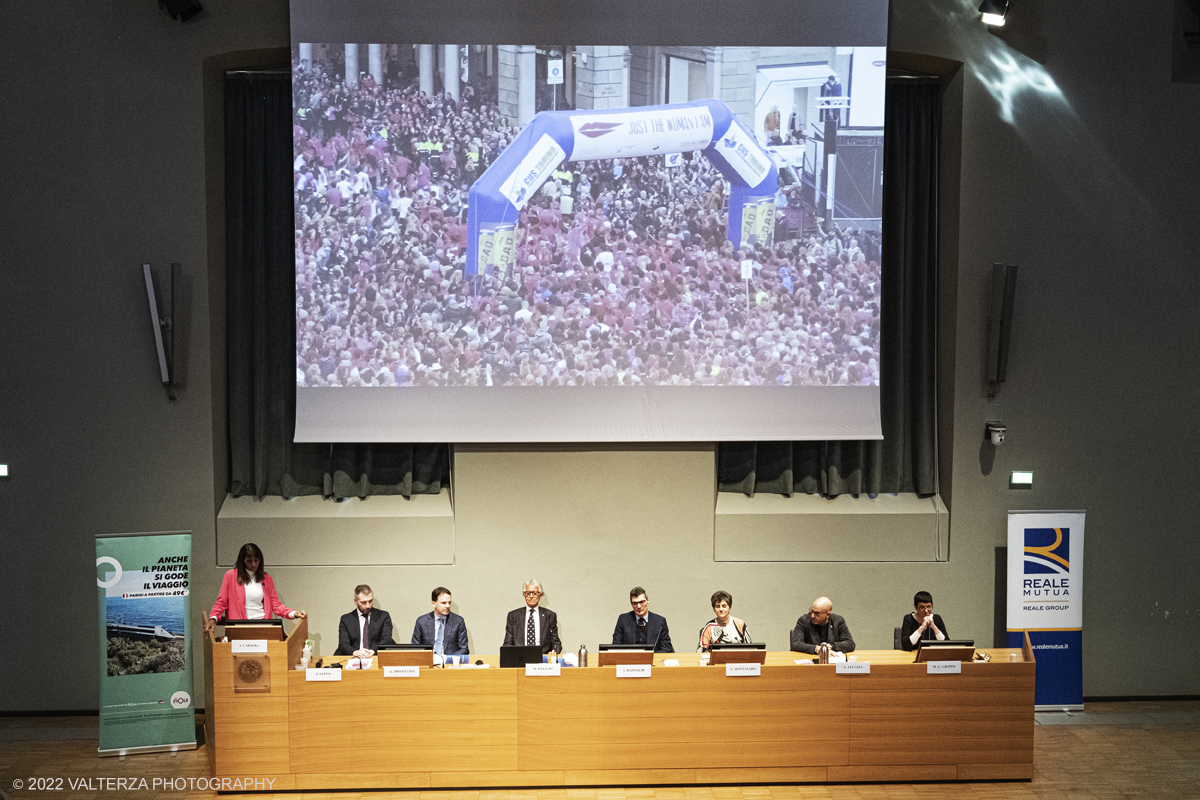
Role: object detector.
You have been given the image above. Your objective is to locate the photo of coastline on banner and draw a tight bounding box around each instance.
[1007,511,1086,709]
[289,1,889,441]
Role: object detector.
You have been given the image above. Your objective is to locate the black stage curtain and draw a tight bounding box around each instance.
[225,73,447,499]
[718,79,940,498]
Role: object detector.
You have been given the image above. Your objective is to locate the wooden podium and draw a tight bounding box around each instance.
[206,631,1036,790]
[203,617,306,781]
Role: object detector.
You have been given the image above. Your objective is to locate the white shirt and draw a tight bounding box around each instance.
[243,579,265,619]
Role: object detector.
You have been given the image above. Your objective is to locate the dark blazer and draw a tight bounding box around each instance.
[612,611,674,653]
[503,606,562,654]
[900,613,948,652]
[335,608,394,655]
[790,612,856,654]
[411,611,469,655]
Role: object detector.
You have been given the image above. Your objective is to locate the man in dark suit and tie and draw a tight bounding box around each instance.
[334,584,393,657]
[502,579,562,654]
[411,586,469,656]
[612,586,673,653]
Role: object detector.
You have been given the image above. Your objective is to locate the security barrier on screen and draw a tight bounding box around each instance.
[467,100,778,281]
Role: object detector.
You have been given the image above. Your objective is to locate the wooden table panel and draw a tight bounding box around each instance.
[520,740,850,771]
[287,668,518,696]
[290,692,518,724]
[215,748,290,774]
[294,718,517,750]
[849,736,1034,765]
[850,713,1033,738]
[520,689,848,720]
[519,715,848,746]
[516,665,845,693]
[564,768,698,786]
[430,770,565,787]
[294,772,431,790]
[208,642,1036,788]
[849,666,1036,692]
[850,688,1035,712]
[211,694,289,724]
[212,719,290,746]
[292,744,518,773]
[830,764,959,782]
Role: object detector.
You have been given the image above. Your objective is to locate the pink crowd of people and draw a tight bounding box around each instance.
[292,54,882,389]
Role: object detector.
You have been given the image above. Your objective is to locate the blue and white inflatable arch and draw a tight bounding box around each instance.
[466,99,779,277]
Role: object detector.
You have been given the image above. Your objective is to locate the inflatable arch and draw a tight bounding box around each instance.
[466,99,779,278]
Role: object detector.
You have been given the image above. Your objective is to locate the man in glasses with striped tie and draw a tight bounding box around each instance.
[502,579,562,655]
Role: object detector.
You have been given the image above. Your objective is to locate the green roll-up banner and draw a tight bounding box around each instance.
[96,531,197,756]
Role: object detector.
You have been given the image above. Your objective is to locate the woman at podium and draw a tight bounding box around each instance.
[698,590,752,652]
[204,543,307,634]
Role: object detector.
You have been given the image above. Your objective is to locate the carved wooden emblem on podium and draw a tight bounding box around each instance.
[233,655,271,693]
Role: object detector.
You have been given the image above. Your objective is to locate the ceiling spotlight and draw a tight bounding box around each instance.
[979,0,1009,26]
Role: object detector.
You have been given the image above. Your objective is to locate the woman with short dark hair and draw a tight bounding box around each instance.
[901,590,947,651]
[204,543,307,635]
[698,590,751,652]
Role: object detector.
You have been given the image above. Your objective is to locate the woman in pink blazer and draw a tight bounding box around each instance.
[204,543,307,634]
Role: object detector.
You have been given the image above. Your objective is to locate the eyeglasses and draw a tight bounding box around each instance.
[523,591,542,597]
[630,599,648,606]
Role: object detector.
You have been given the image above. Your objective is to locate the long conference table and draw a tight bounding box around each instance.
[204,621,1035,790]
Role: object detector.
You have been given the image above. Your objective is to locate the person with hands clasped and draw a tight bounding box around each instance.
[900,590,948,651]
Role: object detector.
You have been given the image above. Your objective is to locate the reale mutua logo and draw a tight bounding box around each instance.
[1023,527,1069,575]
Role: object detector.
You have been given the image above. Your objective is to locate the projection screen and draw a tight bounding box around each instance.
[290,0,889,442]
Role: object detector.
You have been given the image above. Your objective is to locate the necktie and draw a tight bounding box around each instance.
[361,614,369,650]
[435,617,445,655]
[526,609,536,646]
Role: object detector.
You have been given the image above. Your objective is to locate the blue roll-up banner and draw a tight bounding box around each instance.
[96,531,197,756]
[1006,511,1085,710]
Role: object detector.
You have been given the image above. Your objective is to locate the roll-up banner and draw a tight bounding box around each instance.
[96,531,196,756]
[1006,511,1085,710]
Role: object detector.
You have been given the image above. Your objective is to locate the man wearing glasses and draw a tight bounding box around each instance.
[612,586,674,653]
[502,579,562,654]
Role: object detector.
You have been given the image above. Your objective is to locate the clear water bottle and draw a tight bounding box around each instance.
[578,644,588,668]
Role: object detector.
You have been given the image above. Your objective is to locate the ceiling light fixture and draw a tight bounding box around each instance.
[979,0,1010,26]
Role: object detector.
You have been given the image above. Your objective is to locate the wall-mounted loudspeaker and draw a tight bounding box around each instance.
[986,263,1018,398]
[143,262,181,400]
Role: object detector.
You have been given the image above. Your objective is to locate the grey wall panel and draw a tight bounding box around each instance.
[216,494,455,566]
[715,494,948,562]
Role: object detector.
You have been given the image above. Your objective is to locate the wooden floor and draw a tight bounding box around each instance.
[1,702,1198,800]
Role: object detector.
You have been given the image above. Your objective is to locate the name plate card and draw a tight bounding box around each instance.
[526,663,561,676]
[835,661,871,674]
[616,664,652,678]
[231,640,267,653]
[305,668,342,681]
[725,663,762,677]
[927,660,962,674]
[384,666,420,678]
